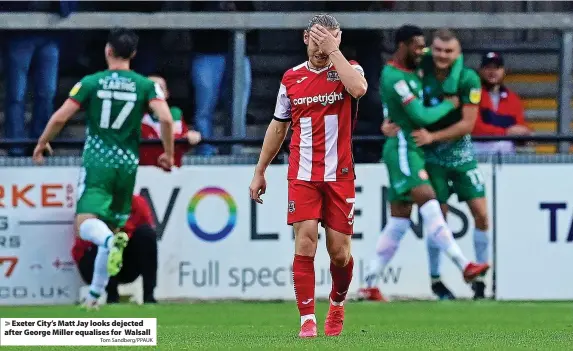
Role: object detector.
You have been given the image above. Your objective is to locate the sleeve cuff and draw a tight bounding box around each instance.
[273,116,292,122]
[402,96,415,106]
[68,98,81,106]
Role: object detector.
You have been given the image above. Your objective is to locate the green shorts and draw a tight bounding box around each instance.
[426,161,485,204]
[76,166,137,229]
[383,140,431,203]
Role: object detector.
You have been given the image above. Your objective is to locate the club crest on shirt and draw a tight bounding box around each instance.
[419,169,429,180]
[288,200,296,213]
[327,70,340,82]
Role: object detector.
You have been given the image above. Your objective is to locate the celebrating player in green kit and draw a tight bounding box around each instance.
[411,29,489,300]
[378,29,490,300]
[33,28,175,310]
[358,25,488,302]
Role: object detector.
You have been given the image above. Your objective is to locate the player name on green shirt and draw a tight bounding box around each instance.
[70,70,164,173]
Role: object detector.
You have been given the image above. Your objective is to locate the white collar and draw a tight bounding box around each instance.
[306,61,332,74]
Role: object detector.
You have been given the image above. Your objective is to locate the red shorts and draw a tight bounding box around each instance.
[287,180,355,235]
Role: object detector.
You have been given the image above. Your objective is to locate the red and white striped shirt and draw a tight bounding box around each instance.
[274,61,362,182]
[139,110,189,167]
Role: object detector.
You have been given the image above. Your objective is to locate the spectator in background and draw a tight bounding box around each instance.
[140,75,202,167]
[472,52,531,155]
[73,195,159,304]
[190,1,255,156]
[1,1,76,156]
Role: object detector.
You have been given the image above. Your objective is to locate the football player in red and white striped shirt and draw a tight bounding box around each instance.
[249,14,367,338]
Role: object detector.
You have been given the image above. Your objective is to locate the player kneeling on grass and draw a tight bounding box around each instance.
[32,28,175,310]
[73,195,158,304]
[249,14,367,338]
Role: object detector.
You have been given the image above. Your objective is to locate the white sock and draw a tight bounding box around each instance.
[85,292,99,302]
[79,218,113,249]
[301,314,316,326]
[420,200,469,271]
[89,246,110,297]
[427,235,442,278]
[331,298,344,307]
[365,217,410,287]
[473,229,489,264]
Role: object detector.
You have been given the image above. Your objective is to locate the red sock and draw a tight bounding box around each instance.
[293,254,315,316]
[330,255,354,303]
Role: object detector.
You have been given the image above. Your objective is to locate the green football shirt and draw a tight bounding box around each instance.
[69,70,165,173]
[380,62,456,152]
[421,63,482,167]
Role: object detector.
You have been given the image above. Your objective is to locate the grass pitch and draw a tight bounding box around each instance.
[0,300,571,350]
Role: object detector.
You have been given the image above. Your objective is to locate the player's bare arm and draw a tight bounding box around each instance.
[250,119,291,204]
[413,104,479,146]
[33,99,81,164]
[309,25,367,98]
[149,99,175,171]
